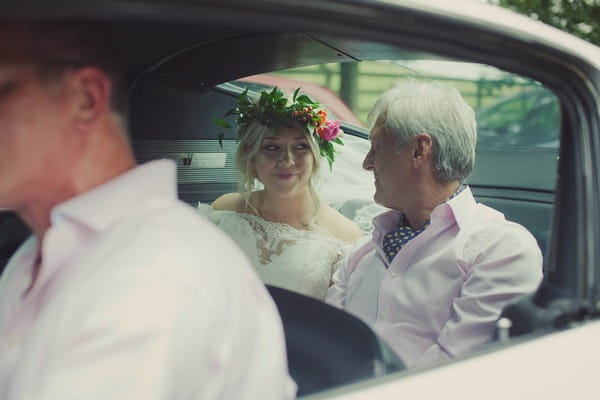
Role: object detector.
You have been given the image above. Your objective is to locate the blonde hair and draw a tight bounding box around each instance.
[236,120,322,218]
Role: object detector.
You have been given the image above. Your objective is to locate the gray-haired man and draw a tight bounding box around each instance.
[327,79,543,368]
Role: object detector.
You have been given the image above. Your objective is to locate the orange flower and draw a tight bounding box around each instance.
[317,110,327,124]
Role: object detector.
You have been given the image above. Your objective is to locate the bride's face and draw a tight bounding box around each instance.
[251,126,315,196]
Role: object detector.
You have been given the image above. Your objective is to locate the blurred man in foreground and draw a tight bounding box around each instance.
[0,19,295,399]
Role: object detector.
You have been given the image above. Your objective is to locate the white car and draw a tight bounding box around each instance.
[1,1,599,398]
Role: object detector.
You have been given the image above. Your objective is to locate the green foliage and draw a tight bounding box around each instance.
[498,0,600,45]
[227,87,320,131]
[212,117,231,129]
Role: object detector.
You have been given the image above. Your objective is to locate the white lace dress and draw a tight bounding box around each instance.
[198,203,350,300]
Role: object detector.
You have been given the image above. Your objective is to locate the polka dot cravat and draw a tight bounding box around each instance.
[382,184,466,263]
[382,217,430,262]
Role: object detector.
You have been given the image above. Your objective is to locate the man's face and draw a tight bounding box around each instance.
[362,121,412,210]
[0,32,72,209]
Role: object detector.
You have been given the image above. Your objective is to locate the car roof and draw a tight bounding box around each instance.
[3,0,600,90]
[383,0,600,64]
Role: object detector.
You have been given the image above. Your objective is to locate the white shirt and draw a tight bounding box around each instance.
[0,160,296,399]
[326,187,543,368]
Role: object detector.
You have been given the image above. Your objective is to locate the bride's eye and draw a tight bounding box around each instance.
[262,144,279,151]
[294,143,309,151]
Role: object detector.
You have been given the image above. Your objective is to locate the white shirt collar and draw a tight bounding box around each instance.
[50,159,178,232]
[372,186,477,236]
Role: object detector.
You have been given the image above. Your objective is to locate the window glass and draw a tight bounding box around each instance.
[137,55,558,299]
[224,58,559,248]
[231,60,560,150]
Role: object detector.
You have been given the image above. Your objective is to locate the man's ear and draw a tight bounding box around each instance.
[412,133,433,168]
[66,67,111,130]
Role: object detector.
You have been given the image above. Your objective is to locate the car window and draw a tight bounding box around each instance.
[225,61,559,239]
[476,87,559,149]
[130,48,561,394]
[131,54,559,253]
[242,60,560,150]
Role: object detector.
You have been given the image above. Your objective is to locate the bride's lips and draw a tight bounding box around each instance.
[274,171,297,180]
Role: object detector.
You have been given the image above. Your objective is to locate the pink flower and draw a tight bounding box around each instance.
[317,120,341,141]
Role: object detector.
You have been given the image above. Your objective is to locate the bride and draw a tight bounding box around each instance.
[198,88,363,300]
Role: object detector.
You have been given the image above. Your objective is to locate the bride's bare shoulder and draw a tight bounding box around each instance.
[212,191,263,214]
[319,204,364,242]
[211,192,245,212]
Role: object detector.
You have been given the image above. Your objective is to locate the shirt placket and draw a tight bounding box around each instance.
[376,219,449,326]
[376,239,418,324]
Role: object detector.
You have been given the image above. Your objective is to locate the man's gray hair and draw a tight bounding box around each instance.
[368,79,477,182]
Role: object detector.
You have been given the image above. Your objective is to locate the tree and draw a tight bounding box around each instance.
[497,0,600,45]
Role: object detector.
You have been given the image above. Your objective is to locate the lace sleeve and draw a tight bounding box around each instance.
[331,255,344,279]
[197,202,214,217]
[197,202,229,226]
[330,241,351,279]
[197,203,259,263]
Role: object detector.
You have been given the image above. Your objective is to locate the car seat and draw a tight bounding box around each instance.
[0,212,31,276]
[266,285,405,397]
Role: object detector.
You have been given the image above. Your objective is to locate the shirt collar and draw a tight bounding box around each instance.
[372,184,476,236]
[373,209,403,233]
[442,185,477,230]
[50,159,178,232]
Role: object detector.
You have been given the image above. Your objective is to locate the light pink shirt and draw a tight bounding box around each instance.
[326,187,543,368]
[0,160,296,399]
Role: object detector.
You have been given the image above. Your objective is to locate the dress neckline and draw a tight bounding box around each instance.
[220,208,348,244]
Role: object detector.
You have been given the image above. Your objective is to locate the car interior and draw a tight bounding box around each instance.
[0,21,563,396]
[127,28,556,254]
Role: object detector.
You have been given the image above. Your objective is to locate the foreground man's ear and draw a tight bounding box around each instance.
[66,66,112,131]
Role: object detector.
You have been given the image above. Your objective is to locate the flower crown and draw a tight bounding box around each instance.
[214,87,343,169]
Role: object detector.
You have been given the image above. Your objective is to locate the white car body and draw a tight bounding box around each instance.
[1,0,599,398]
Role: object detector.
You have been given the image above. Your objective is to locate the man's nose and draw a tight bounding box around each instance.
[362,151,374,171]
